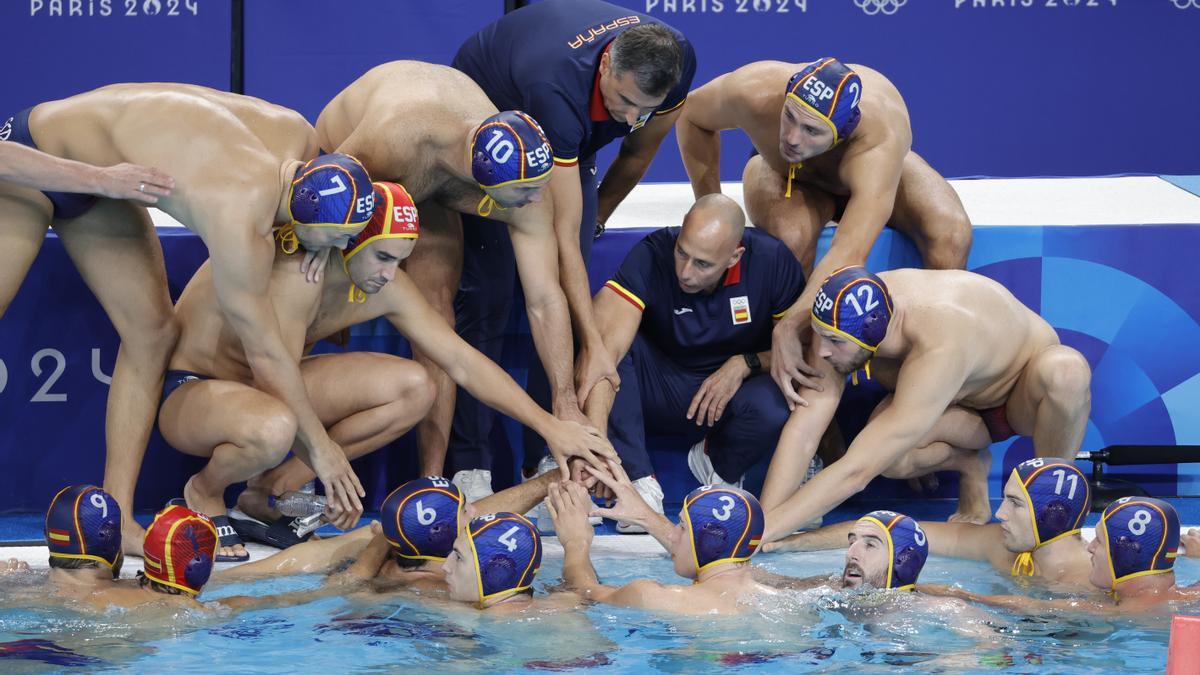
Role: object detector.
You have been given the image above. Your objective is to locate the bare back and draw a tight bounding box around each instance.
[316,61,496,211]
[30,83,317,231]
[699,61,910,195]
[50,578,196,612]
[873,269,1061,409]
[169,247,322,381]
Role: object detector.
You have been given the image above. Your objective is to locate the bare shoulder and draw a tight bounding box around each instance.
[721,61,793,111]
[361,61,493,124]
[540,591,585,611]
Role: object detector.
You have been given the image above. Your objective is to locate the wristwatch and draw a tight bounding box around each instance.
[742,352,762,374]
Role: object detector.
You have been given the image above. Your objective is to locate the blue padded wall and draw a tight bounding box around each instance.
[0,0,231,116]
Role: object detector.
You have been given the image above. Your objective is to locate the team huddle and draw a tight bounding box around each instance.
[2,0,1194,626]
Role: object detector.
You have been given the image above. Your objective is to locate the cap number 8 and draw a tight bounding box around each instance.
[1128,509,1153,536]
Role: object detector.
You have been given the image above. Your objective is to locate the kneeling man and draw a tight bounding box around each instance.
[762,266,1092,540]
[585,194,806,530]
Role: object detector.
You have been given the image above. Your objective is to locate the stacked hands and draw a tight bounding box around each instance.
[301,413,616,532]
[545,459,653,544]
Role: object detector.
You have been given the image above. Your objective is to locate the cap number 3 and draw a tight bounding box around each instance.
[712,495,735,521]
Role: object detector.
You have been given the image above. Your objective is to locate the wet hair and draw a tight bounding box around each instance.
[137,572,188,596]
[49,553,122,579]
[610,25,683,98]
[49,557,99,571]
[391,550,427,570]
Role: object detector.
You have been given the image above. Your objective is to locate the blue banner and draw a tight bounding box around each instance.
[243,0,506,123]
[591,0,1200,180]
[0,0,231,115]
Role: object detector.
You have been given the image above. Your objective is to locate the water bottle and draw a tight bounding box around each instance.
[269,491,327,518]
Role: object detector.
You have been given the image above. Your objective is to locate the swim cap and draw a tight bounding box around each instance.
[465,512,541,605]
[811,266,893,351]
[381,477,463,562]
[1100,497,1179,592]
[343,182,419,262]
[785,58,862,145]
[856,510,928,590]
[141,504,218,596]
[288,153,375,227]
[1013,458,1091,548]
[471,111,554,189]
[45,485,122,572]
[681,486,764,573]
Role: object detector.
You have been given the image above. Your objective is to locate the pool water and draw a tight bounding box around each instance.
[1,545,1196,673]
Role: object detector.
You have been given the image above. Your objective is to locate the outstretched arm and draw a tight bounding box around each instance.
[546,481,679,610]
[385,272,615,479]
[764,353,963,542]
[218,529,390,613]
[0,141,174,204]
[597,108,683,221]
[759,351,843,513]
[213,523,378,583]
[527,166,593,413]
[546,481,603,593]
[918,584,1110,616]
[580,286,642,430]
[587,459,676,552]
[675,73,743,198]
[769,145,905,410]
[508,193,618,409]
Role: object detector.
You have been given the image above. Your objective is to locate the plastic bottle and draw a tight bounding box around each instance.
[269,491,327,518]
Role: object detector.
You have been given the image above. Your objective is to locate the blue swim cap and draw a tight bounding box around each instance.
[857,510,928,590]
[288,153,375,227]
[45,485,122,572]
[1013,459,1091,548]
[681,486,764,572]
[381,477,463,562]
[786,58,862,145]
[471,111,554,189]
[466,513,541,604]
[811,266,893,351]
[1100,497,1179,592]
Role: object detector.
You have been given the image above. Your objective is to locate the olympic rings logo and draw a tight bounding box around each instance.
[1171,0,1200,9]
[854,0,907,15]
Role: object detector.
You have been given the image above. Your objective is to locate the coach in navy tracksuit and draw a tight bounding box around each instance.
[585,195,803,525]
[449,0,697,496]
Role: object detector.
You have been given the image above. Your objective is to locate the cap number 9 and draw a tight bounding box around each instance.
[90,493,109,518]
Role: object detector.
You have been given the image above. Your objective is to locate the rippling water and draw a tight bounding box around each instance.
[0,548,1194,672]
